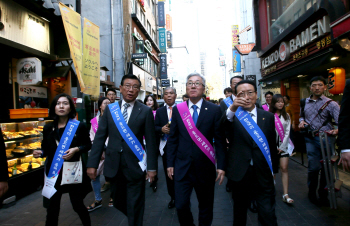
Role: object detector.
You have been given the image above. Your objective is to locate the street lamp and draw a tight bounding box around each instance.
[172,77,178,87]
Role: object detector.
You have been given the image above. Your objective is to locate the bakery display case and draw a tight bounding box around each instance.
[1,120,52,203]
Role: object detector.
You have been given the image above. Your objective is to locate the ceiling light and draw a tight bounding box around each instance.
[331,56,339,60]
[297,75,304,77]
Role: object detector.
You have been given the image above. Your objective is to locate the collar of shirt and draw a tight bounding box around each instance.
[165,102,176,109]
[247,106,257,123]
[121,99,136,123]
[231,94,236,101]
[188,98,203,112]
[307,94,326,102]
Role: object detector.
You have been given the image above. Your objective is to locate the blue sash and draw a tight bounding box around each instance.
[223,96,234,107]
[109,102,147,171]
[48,119,80,178]
[235,107,273,174]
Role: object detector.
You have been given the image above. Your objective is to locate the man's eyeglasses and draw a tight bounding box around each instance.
[186,82,204,87]
[237,91,256,98]
[123,85,140,90]
[107,93,116,96]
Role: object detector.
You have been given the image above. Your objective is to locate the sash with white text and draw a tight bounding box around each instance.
[274,114,294,155]
[223,96,234,108]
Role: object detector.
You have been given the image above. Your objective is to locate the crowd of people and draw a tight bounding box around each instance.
[0,73,350,226]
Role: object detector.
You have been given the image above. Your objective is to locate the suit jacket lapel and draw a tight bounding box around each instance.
[256,109,265,129]
[196,100,207,128]
[128,100,142,125]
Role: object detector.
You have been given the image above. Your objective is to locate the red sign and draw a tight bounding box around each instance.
[235,44,255,55]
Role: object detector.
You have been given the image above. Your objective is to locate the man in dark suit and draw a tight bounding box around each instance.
[0,128,9,199]
[87,74,158,226]
[338,79,350,171]
[155,87,177,209]
[220,75,243,113]
[167,73,226,226]
[222,80,278,225]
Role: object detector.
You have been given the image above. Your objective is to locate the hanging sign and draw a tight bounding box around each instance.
[158,2,165,27]
[159,28,167,53]
[232,50,241,72]
[160,54,167,79]
[19,85,47,98]
[167,31,173,48]
[17,58,42,85]
[166,14,172,31]
[235,43,255,55]
[231,25,239,48]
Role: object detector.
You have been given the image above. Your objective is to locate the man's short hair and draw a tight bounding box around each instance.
[164,87,177,94]
[265,91,274,97]
[105,88,116,95]
[284,95,290,100]
[182,94,189,99]
[121,74,142,87]
[235,80,257,94]
[186,72,206,87]
[230,75,244,85]
[310,76,327,85]
[224,87,233,94]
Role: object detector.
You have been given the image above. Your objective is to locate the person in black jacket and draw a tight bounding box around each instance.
[222,80,278,226]
[33,93,92,226]
[0,128,9,199]
[338,79,350,171]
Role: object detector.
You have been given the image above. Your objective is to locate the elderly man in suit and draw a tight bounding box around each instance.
[222,80,278,225]
[338,79,350,171]
[87,74,158,226]
[167,72,226,226]
[155,87,177,209]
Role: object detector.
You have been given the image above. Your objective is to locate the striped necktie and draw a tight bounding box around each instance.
[123,103,130,122]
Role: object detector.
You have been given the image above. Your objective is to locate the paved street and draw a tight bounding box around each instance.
[1,157,350,226]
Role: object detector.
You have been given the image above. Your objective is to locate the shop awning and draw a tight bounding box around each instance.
[43,66,70,78]
[259,48,333,82]
[331,11,350,39]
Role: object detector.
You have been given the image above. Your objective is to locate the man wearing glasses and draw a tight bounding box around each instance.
[167,73,226,226]
[87,74,158,226]
[106,88,117,103]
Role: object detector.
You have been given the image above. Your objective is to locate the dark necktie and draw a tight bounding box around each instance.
[192,105,198,125]
[123,103,130,122]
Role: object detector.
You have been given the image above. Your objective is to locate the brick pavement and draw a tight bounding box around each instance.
[0,157,350,226]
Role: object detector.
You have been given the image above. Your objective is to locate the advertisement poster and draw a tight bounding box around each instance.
[82,18,100,96]
[59,2,84,91]
[232,50,241,72]
[231,25,239,48]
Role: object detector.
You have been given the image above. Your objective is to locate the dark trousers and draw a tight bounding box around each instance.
[111,153,146,226]
[162,152,175,199]
[305,136,331,198]
[174,163,215,226]
[46,189,91,226]
[231,166,277,226]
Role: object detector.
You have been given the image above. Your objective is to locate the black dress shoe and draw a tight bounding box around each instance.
[248,200,258,213]
[168,199,175,209]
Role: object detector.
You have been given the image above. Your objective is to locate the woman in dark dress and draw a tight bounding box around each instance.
[33,93,92,226]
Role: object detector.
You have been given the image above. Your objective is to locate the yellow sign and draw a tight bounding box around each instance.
[58,3,84,91]
[231,25,239,48]
[82,18,100,96]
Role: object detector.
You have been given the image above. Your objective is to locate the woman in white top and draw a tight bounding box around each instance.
[87,97,110,211]
[269,94,294,204]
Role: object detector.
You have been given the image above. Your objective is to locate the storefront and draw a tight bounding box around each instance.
[254,0,350,185]
[0,0,72,204]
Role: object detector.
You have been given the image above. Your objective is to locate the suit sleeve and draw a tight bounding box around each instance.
[77,123,92,153]
[167,107,180,168]
[87,107,109,169]
[145,107,158,171]
[220,100,227,114]
[339,80,350,150]
[214,106,226,171]
[154,108,163,135]
[0,128,8,182]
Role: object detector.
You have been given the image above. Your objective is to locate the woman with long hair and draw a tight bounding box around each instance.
[269,94,294,204]
[33,93,92,226]
[144,94,159,119]
[87,97,111,211]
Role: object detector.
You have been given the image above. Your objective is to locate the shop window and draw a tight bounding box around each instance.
[152,0,155,16]
[131,0,136,13]
[267,0,317,42]
[147,21,151,34]
[140,11,146,27]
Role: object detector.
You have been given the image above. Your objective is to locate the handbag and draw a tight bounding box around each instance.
[61,156,83,185]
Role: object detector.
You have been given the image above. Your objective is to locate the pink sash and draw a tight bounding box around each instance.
[274,113,294,154]
[262,104,269,111]
[152,110,156,120]
[177,102,215,164]
[91,117,98,133]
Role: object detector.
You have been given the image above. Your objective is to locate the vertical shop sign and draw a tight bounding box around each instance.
[158,2,165,27]
[166,14,172,31]
[59,3,84,91]
[82,18,100,96]
[160,54,167,79]
[232,50,241,72]
[159,28,167,53]
[231,25,239,48]
[167,31,173,48]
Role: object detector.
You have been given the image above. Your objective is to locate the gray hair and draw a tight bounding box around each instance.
[186,72,206,87]
[164,86,177,94]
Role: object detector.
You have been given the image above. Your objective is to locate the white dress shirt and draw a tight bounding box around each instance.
[121,99,136,123]
[188,98,203,117]
[231,94,236,102]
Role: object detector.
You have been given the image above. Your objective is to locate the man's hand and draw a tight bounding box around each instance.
[147,171,157,183]
[167,167,174,180]
[0,181,8,198]
[87,168,97,181]
[229,91,250,112]
[63,147,79,160]
[328,129,338,135]
[161,125,170,134]
[299,120,308,129]
[33,150,42,158]
[215,169,225,185]
[339,152,350,171]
